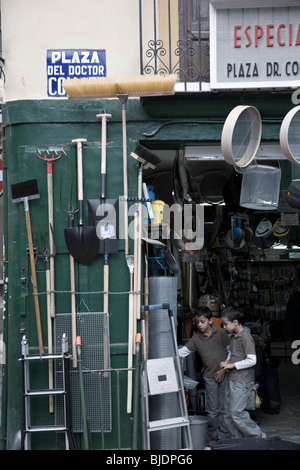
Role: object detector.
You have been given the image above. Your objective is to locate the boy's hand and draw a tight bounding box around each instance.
[221,361,235,371]
[215,369,226,382]
[220,360,228,369]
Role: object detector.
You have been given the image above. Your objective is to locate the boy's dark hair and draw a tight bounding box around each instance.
[196,306,212,319]
[220,306,245,325]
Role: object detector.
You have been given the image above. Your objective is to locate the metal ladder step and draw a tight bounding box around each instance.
[25,388,66,397]
[148,416,190,432]
[26,425,67,433]
[140,303,193,450]
[22,353,69,361]
[21,334,75,450]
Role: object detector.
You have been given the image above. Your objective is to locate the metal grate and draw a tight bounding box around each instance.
[54,312,111,433]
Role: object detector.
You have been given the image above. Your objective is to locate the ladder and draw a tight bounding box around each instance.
[21,334,76,450]
[140,303,193,450]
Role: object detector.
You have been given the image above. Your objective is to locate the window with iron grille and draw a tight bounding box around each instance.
[139,0,210,91]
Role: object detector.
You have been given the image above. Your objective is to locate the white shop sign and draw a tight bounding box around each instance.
[210,0,300,90]
[47,49,106,97]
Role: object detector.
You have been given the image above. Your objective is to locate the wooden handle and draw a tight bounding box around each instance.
[72,138,87,205]
[46,268,54,412]
[47,172,55,318]
[127,291,134,413]
[96,113,112,181]
[25,210,43,354]
[103,263,109,378]
[103,264,109,313]
[70,254,77,368]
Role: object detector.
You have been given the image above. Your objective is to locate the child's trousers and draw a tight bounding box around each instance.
[204,376,231,441]
[224,379,263,438]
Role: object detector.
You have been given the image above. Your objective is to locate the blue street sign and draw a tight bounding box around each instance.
[47,49,106,97]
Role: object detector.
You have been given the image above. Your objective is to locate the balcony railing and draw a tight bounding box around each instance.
[139,0,210,91]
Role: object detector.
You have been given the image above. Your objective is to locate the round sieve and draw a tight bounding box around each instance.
[280,105,300,165]
[221,105,262,168]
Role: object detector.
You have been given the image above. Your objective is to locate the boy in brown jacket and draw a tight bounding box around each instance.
[220,307,266,439]
[179,307,231,444]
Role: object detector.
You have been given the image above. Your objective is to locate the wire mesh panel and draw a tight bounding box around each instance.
[54,312,111,433]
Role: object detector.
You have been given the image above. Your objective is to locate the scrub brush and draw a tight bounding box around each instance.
[130,144,162,169]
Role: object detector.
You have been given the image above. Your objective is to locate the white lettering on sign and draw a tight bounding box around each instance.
[47,49,106,97]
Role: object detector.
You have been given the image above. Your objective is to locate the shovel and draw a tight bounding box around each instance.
[87,113,119,257]
[88,114,118,377]
[64,139,99,265]
[11,179,44,353]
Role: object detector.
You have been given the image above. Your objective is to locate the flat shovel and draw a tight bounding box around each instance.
[64,139,99,265]
[11,179,44,353]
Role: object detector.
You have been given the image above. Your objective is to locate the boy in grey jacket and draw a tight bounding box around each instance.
[179,307,231,444]
[220,307,266,439]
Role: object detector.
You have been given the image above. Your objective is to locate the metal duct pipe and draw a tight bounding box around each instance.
[148,277,180,450]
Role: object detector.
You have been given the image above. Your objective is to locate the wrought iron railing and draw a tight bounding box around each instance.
[139,0,210,91]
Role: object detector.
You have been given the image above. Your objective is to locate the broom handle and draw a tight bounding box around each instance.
[25,207,43,354]
[136,168,143,322]
[121,102,129,255]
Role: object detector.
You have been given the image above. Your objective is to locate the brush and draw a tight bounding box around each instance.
[63,74,178,98]
[63,76,119,98]
[130,144,161,169]
[117,74,178,95]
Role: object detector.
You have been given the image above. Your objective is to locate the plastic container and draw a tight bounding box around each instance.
[144,185,155,224]
[151,200,165,224]
[239,165,281,210]
[189,415,208,450]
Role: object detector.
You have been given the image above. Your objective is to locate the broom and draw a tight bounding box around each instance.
[63,74,178,98]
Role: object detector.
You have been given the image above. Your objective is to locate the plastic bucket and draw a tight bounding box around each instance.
[239,165,281,210]
[189,415,208,450]
[151,200,165,224]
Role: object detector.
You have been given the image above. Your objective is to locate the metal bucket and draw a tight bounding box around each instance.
[189,415,208,450]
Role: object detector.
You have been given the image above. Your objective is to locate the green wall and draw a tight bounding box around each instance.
[0,92,295,450]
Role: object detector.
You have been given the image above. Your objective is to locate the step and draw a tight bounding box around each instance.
[24,388,66,397]
[26,425,67,433]
[148,416,189,432]
[22,353,70,361]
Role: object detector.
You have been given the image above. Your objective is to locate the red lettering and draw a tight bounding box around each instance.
[255,25,263,46]
[296,24,300,45]
[234,25,241,47]
[245,25,251,47]
[232,23,300,48]
[267,24,274,46]
[277,24,285,46]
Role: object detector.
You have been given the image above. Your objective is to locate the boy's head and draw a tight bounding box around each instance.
[195,306,213,334]
[196,306,212,320]
[220,307,245,333]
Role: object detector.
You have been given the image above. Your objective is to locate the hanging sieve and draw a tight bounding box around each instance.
[221,105,262,168]
[239,164,281,211]
[280,105,300,164]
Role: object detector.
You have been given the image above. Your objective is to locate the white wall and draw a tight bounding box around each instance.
[1,0,151,102]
